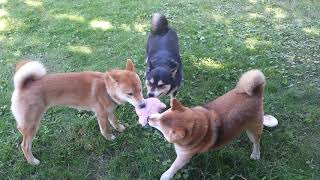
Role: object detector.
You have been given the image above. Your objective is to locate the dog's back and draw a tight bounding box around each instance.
[12,61,105,107]
[145,13,182,98]
[147,13,180,62]
[204,70,266,147]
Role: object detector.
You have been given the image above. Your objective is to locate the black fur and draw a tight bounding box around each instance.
[145,13,183,98]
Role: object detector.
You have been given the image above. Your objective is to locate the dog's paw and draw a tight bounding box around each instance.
[104,134,116,140]
[250,152,260,160]
[160,171,173,180]
[29,158,40,165]
[116,124,126,132]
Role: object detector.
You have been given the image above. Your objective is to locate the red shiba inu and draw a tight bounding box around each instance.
[148,70,278,180]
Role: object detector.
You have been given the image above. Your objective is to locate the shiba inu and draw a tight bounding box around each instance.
[148,70,278,180]
[11,59,145,165]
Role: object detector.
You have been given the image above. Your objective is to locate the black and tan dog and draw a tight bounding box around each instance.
[145,13,183,99]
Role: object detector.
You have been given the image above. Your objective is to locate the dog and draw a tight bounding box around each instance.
[148,70,278,180]
[11,59,145,165]
[145,13,183,99]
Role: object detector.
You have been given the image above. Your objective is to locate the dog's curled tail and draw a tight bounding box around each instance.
[14,60,46,89]
[237,70,265,96]
[151,13,169,35]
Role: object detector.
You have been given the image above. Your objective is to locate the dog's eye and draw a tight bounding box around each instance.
[158,85,164,89]
[127,93,133,96]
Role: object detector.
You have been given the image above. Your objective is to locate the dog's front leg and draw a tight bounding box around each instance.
[106,107,125,132]
[108,113,126,132]
[160,153,193,180]
[95,107,115,140]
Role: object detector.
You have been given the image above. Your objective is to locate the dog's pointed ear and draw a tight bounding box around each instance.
[170,98,186,112]
[126,59,135,72]
[168,128,186,143]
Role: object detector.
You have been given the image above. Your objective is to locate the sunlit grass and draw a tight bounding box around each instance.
[303,27,320,36]
[245,37,259,49]
[54,14,86,23]
[0,9,8,17]
[24,0,43,7]
[0,0,7,4]
[90,20,113,30]
[248,0,257,4]
[120,24,131,32]
[134,23,147,34]
[244,37,273,50]
[0,19,9,31]
[265,6,286,19]
[248,13,264,19]
[198,58,224,69]
[210,14,231,24]
[68,45,92,54]
[211,14,224,22]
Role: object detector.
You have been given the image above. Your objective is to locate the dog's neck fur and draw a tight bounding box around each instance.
[174,107,221,154]
[104,74,123,105]
[105,89,121,105]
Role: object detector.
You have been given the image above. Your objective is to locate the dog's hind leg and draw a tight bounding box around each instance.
[95,106,115,140]
[17,106,44,165]
[246,121,263,160]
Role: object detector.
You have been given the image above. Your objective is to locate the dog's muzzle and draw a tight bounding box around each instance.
[139,103,146,109]
[137,100,146,109]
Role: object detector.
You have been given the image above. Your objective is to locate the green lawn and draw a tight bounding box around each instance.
[0,0,319,179]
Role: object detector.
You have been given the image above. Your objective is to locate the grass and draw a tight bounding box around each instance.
[0,0,319,179]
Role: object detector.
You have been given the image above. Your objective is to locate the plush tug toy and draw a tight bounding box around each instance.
[135,98,166,126]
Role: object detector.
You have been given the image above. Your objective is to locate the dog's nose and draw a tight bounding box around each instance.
[148,93,154,97]
[139,103,146,109]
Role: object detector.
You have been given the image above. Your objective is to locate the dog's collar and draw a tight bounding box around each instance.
[109,96,120,105]
[202,105,210,109]
[105,89,121,106]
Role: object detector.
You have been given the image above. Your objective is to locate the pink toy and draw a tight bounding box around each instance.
[135,98,166,126]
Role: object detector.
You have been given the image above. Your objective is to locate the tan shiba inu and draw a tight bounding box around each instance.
[11,59,145,165]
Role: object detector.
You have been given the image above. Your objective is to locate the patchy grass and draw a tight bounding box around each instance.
[0,0,319,179]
